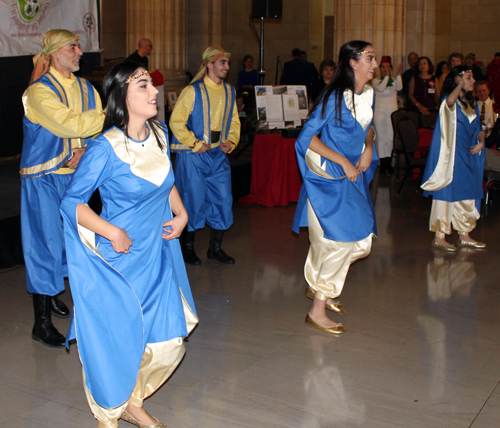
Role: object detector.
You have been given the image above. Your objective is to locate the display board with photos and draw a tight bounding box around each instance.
[255,85,308,129]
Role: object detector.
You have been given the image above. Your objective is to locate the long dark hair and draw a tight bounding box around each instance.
[310,40,372,125]
[442,65,475,108]
[102,61,165,150]
[435,61,447,79]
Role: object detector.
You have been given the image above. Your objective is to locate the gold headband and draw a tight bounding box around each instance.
[121,70,150,87]
[458,70,472,77]
[358,50,377,56]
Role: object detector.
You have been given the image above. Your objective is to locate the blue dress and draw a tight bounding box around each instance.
[422,98,484,205]
[292,85,378,242]
[60,123,197,409]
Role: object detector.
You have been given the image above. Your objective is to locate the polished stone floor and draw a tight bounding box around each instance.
[1,169,500,427]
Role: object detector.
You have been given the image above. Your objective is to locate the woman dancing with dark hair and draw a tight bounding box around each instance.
[60,62,198,428]
[422,66,486,251]
[292,41,378,334]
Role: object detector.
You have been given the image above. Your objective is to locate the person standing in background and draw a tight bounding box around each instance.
[372,56,403,174]
[237,55,258,89]
[126,38,153,70]
[401,52,419,105]
[407,56,439,116]
[310,60,336,103]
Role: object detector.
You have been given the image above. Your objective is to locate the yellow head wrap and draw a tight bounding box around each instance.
[29,29,80,84]
[191,45,231,83]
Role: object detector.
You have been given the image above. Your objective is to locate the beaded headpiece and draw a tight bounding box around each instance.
[121,70,150,87]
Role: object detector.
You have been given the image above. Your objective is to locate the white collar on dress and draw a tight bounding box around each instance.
[343,84,374,131]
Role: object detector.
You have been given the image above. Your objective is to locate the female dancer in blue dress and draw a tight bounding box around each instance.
[61,62,198,428]
[421,65,486,251]
[292,41,379,334]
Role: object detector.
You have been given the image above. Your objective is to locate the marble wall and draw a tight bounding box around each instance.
[187,0,223,81]
[98,0,500,90]
[335,0,407,70]
[407,0,500,69]
[100,0,127,63]
[448,0,500,67]
[187,0,324,88]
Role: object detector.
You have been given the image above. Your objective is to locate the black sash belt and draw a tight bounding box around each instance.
[211,131,221,143]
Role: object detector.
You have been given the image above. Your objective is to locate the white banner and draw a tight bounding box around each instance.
[0,0,99,57]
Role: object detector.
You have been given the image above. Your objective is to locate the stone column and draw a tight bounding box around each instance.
[127,0,187,91]
[406,0,438,65]
[334,0,407,66]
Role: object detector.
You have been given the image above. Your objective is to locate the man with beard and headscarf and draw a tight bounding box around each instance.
[21,29,104,348]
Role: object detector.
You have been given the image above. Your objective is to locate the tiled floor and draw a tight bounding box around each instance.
[1,168,500,427]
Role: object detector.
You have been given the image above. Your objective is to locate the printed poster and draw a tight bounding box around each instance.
[0,0,99,57]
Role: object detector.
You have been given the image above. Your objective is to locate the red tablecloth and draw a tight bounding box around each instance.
[239,133,302,207]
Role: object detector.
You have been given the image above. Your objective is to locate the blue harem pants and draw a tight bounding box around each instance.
[175,148,233,232]
[21,173,72,295]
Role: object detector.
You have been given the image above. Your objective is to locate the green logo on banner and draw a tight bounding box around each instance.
[16,0,44,24]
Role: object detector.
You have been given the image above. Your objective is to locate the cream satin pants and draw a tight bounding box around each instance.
[305,201,373,300]
[83,337,185,428]
[429,199,480,237]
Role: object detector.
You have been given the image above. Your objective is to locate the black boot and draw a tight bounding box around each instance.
[181,230,201,265]
[384,157,395,174]
[51,295,70,318]
[207,229,235,264]
[32,294,66,348]
[379,158,387,174]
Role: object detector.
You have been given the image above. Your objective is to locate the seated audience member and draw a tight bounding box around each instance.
[310,60,336,102]
[125,38,152,70]
[237,55,258,89]
[407,56,439,116]
[466,53,484,82]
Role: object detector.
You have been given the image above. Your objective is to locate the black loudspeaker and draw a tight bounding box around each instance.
[251,0,282,19]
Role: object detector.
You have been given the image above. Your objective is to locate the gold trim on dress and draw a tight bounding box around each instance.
[458,99,477,123]
[170,142,220,152]
[21,74,89,179]
[20,139,71,179]
[220,82,232,144]
[104,125,170,187]
[79,77,89,148]
[200,83,210,145]
[46,73,69,106]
